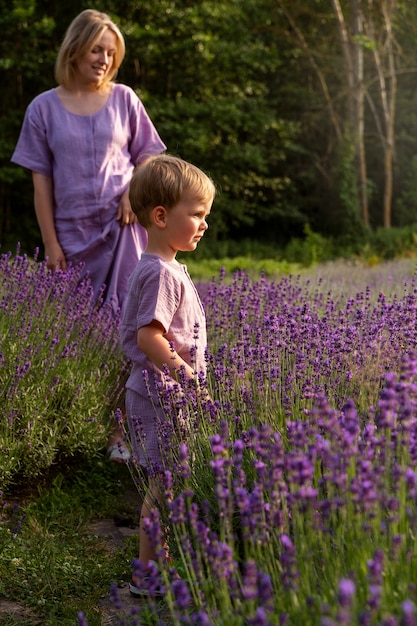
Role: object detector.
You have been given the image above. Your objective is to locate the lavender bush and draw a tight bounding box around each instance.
[0,249,127,490]
[4,249,417,624]
[94,259,417,625]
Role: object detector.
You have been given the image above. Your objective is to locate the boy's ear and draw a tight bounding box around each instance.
[151,205,167,228]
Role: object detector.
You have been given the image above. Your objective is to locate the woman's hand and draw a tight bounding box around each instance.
[44,241,67,271]
[32,172,66,270]
[116,187,137,225]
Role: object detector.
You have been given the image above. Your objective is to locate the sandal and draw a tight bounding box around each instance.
[129,561,165,597]
[129,578,164,597]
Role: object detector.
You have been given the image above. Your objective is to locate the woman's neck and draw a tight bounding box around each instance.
[55,84,112,115]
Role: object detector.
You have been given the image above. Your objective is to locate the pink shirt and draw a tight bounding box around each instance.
[120,253,207,399]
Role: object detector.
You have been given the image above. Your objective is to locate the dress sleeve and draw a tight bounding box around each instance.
[10,96,53,177]
[125,87,167,165]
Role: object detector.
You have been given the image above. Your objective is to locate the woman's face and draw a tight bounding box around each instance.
[75,28,117,88]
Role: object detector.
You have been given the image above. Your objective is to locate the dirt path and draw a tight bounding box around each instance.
[0,516,144,625]
[91,511,145,625]
[0,484,148,625]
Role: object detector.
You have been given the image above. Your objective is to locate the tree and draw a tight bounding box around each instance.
[275,0,403,230]
[115,0,302,243]
[0,0,55,251]
[365,0,397,228]
[4,0,417,252]
[331,0,369,227]
[2,0,300,253]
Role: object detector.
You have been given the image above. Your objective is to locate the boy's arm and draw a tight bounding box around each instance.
[137,321,196,382]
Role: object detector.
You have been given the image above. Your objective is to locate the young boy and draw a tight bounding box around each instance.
[120,154,216,595]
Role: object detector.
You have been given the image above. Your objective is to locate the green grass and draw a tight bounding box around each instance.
[178,225,417,281]
[183,255,301,281]
[0,461,139,626]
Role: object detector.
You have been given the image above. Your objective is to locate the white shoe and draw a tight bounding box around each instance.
[107,442,131,463]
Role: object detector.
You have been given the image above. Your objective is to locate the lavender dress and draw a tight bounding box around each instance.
[120,253,207,469]
[11,84,166,315]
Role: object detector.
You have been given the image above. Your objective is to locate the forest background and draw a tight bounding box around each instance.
[2,0,417,263]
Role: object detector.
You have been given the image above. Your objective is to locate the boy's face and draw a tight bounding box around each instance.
[165,196,212,254]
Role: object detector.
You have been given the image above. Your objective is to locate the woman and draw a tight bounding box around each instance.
[11,9,167,461]
[11,8,166,315]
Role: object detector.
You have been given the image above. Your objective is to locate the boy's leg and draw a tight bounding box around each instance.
[138,478,162,566]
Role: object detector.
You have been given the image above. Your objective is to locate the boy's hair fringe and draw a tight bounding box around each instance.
[129,154,216,228]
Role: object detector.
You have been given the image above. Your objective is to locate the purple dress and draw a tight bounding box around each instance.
[120,253,207,469]
[11,84,166,315]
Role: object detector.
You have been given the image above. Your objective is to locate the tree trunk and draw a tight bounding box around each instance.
[276,0,342,141]
[366,0,397,228]
[352,0,369,228]
[332,0,369,227]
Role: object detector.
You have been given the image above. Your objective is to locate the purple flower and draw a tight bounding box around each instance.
[131,559,165,598]
[172,578,191,610]
[376,374,398,429]
[192,611,212,625]
[241,560,258,601]
[401,601,416,626]
[280,534,299,591]
[109,583,123,610]
[247,607,271,626]
[367,549,384,586]
[338,578,356,608]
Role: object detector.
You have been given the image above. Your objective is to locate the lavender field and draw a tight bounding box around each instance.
[3,251,417,624]
[0,250,127,490]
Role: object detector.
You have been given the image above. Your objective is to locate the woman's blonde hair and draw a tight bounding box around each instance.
[129,155,216,228]
[55,9,125,90]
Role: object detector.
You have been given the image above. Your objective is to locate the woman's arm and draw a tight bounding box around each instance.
[116,158,151,225]
[32,171,66,270]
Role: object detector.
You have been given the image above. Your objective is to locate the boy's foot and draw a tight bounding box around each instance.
[129,559,181,597]
[129,561,165,597]
[129,577,164,597]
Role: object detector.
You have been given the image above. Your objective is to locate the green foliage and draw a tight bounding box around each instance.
[3,2,417,270]
[185,255,300,281]
[179,223,417,280]
[284,224,336,266]
[331,138,367,248]
[366,225,417,261]
[2,0,300,252]
[119,0,295,240]
[395,155,417,227]
[0,0,56,249]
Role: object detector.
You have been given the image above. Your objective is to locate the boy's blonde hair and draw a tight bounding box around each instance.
[129,155,216,228]
[55,9,125,90]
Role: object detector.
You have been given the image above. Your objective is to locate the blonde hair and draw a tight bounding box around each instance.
[129,155,216,228]
[55,9,125,90]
